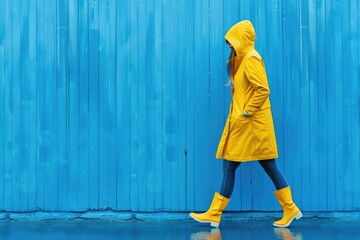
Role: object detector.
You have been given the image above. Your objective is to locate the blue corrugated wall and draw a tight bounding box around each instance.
[0,0,359,213]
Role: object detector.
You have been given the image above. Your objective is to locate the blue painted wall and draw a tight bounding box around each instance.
[0,0,359,213]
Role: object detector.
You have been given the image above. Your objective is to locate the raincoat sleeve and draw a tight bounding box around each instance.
[244,56,270,116]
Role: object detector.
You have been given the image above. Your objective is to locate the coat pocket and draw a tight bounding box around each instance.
[252,109,271,156]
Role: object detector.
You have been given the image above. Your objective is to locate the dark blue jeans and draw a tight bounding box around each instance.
[220,159,288,198]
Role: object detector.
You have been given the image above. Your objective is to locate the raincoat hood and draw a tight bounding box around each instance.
[225,20,256,56]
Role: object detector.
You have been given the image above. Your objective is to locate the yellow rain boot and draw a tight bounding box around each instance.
[189,192,230,228]
[273,186,302,227]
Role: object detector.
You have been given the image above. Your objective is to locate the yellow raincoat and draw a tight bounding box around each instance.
[216,20,278,162]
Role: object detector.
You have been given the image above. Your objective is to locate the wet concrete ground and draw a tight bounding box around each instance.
[0,218,360,240]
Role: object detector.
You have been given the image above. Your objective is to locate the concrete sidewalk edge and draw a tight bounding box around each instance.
[1,211,360,221]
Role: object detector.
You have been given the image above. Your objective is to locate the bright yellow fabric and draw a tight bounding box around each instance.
[216,20,278,162]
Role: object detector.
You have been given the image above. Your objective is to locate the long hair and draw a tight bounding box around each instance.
[225,47,236,86]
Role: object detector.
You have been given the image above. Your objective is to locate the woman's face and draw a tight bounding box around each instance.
[226,40,233,49]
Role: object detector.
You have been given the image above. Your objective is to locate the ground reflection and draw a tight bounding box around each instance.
[191,228,222,240]
[190,225,303,240]
[190,227,303,240]
[274,228,303,240]
[0,218,359,240]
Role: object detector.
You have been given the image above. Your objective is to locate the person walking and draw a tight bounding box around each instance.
[189,20,302,228]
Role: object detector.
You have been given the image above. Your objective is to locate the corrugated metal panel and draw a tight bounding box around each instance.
[0,0,359,212]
